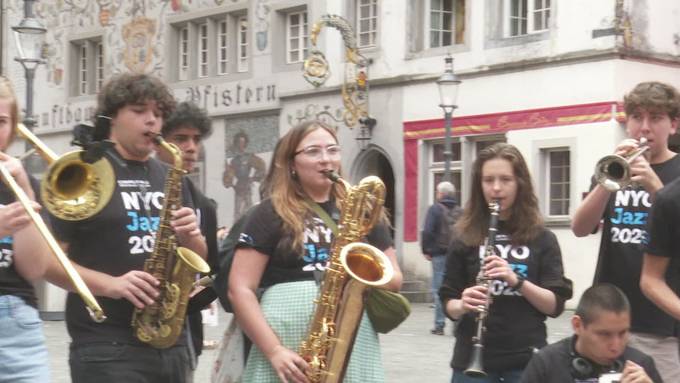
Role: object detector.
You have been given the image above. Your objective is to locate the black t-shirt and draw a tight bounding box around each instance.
[645,176,680,261]
[593,154,680,336]
[50,155,194,346]
[521,336,662,383]
[236,198,393,288]
[0,177,41,308]
[439,224,572,372]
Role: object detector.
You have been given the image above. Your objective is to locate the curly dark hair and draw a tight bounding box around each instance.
[624,81,680,120]
[162,101,212,138]
[95,73,176,121]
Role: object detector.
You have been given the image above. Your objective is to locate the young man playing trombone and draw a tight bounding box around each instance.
[572,81,680,382]
[0,76,53,382]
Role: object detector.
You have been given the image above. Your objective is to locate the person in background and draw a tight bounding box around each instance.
[421,180,461,335]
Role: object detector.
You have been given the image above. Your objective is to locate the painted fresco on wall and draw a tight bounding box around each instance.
[255,0,270,52]
[122,17,156,73]
[223,114,278,221]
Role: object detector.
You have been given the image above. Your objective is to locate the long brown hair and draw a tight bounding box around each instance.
[455,143,543,246]
[265,120,346,254]
[0,76,20,149]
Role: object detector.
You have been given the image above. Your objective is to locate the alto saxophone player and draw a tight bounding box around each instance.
[45,74,207,383]
[228,121,402,383]
[440,143,572,383]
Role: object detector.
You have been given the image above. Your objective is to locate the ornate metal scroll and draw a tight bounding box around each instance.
[302,14,369,129]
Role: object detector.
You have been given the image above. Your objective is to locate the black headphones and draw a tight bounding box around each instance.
[569,336,624,380]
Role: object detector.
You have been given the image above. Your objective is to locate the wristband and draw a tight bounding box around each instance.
[512,274,525,290]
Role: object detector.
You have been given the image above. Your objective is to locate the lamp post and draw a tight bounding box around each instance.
[12,0,47,157]
[436,54,461,183]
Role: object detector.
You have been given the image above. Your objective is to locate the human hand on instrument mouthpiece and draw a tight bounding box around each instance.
[266,344,310,383]
[620,360,652,383]
[170,207,202,244]
[105,270,160,309]
[483,255,519,287]
[461,284,490,313]
[0,200,40,238]
[0,152,33,197]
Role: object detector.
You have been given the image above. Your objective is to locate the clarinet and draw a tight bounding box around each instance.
[464,200,501,378]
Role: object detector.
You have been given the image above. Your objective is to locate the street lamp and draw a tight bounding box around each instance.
[12,0,47,156]
[436,54,461,183]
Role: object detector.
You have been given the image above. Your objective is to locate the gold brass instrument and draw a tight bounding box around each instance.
[0,162,106,322]
[595,137,650,192]
[17,123,115,221]
[299,170,394,383]
[464,200,501,378]
[131,134,210,349]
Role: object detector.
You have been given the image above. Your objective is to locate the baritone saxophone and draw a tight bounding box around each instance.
[299,170,395,383]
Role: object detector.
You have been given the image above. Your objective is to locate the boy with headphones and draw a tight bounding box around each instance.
[521,284,661,383]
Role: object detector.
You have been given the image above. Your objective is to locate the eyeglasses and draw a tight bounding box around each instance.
[294,144,342,159]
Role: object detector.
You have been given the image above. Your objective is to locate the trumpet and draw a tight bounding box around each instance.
[464,200,500,378]
[17,123,115,221]
[595,137,650,192]
[0,161,106,322]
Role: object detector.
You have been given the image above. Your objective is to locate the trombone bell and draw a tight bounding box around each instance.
[40,151,115,221]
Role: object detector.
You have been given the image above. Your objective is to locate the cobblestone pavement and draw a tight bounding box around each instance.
[45,303,572,383]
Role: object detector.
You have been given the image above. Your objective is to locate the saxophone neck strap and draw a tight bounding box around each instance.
[306,200,338,235]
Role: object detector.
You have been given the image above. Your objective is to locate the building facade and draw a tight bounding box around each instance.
[3,0,680,313]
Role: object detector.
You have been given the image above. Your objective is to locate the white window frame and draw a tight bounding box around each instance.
[429,139,463,203]
[178,26,189,81]
[503,0,550,37]
[286,11,308,64]
[71,37,104,97]
[95,42,104,92]
[218,19,229,75]
[427,0,455,48]
[197,22,209,78]
[356,0,378,48]
[237,15,249,72]
[78,44,87,95]
[544,148,570,217]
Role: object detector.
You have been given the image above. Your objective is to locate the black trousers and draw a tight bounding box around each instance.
[69,342,191,383]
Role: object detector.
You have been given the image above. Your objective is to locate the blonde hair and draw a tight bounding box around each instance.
[0,76,20,149]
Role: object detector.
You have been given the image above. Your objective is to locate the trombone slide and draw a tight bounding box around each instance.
[0,163,106,323]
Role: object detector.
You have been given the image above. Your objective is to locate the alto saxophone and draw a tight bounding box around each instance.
[299,171,395,383]
[131,135,210,349]
[464,200,500,378]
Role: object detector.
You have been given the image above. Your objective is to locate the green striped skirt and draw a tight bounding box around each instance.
[242,280,385,382]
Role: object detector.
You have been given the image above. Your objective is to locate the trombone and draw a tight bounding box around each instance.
[594,137,650,192]
[17,123,115,221]
[0,162,106,322]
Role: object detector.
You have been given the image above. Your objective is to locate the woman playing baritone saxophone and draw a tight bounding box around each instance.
[439,143,572,383]
[228,120,403,383]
